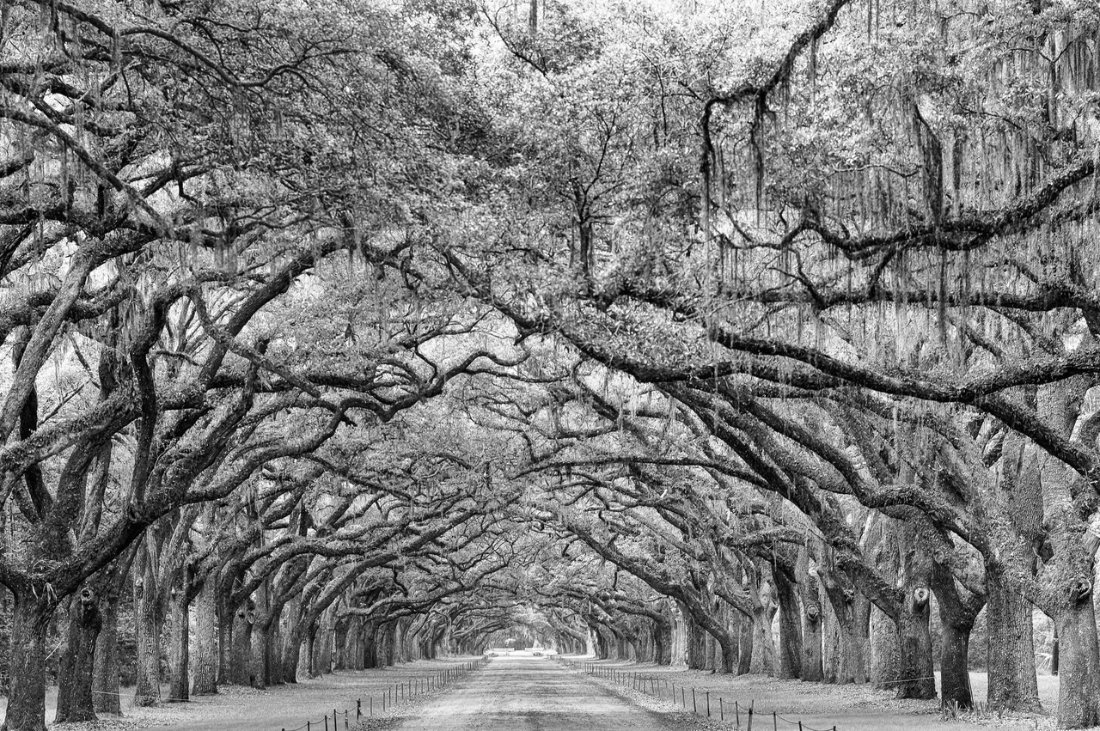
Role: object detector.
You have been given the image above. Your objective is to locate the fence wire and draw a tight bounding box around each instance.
[559,657,843,731]
[273,657,487,731]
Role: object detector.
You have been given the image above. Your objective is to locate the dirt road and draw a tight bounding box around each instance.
[393,656,671,731]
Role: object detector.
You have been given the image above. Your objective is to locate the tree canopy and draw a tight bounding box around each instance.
[3,0,1100,730]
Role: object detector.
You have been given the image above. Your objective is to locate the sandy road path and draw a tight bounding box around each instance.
[393,656,672,731]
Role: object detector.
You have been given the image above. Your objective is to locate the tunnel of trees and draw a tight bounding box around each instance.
[2,0,1100,729]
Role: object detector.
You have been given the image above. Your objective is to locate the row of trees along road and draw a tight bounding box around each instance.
[4,0,1100,730]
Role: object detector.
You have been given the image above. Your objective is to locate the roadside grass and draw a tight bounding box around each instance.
[561,657,1060,731]
[0,656,482,731]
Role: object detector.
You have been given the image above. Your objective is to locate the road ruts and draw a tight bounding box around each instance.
[392,656,674,731]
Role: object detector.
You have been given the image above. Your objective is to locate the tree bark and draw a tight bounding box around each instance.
[652,614,673,666]
[774,568,803,679]
[217,603,232,685]
[333,617,349,670]
[305,627,318,678]
[249,577,270,689]
[191,578,218,695]
[940,620,973,711]
[267,611,284,684]
[822,578,871,684]
[869,606,899,689]
[736,612,753,675]
[894,587,936,699]
[685,612,707,670]
[362,622,379,669]
[1054,598,1100,728]
[719,634,737,675]
[316,612,334,674]
[800,567,824,682]
[1052,627,1059,676]
[92,586,122,715]
[132,570,162,707]
[249,613,270,689]
[282,628,303,683]
[868,519,901,691]
[749,604,778,676]
[228,603,253,685]
[166,584,190,703]
[985,431,1041,711]
[985,567,1040,712]
[2,593,50,731]
[279,596,302,683]
[249,624,269,689]
[55,588,102,722]
[930,559,981,711]
[669,603,688,666]
[821,593,841,683]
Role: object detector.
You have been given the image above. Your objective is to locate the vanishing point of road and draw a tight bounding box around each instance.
[393,656,672,731]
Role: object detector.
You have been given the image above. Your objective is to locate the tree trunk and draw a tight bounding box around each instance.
[0,589,10,698]
[132,572,162,707]
[868,520,901,690]
[686,614,707,670]
[55,588,102,723]
[774,569,803,679]
[940,620,973,711]
[669,604,688,666]
[891,520,936,700]
[316,614,334,674]
[333,618,349,670]
[930,555,982,711]
[736,613,753,675]
[166,585,190,703]
[821,594,841,683]
[615,631,629,661]
[749,606,778,676]
[652,618,673,666]
[719,635,737,674]
[191,579,218,695]
[92,587,122,715]
[894,587,936,699]
[282,630,303,683]
[869,606,900,689]
[593,626,608,659]
[249,577,270,689]
[823,583,871,684]
[1052,627,1059,676]
[249,613,269,689]
[985,568,1040,712]
[362,623,379,669]
[3,593,49,731]
[217,605,232,685]
[280,597,302,684]
[703,625,716,670]
[267,612,284,684]
[306,627,319,677]
[1054,599,1100,728]
[800,572,824,682]
[228,604,253,685]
